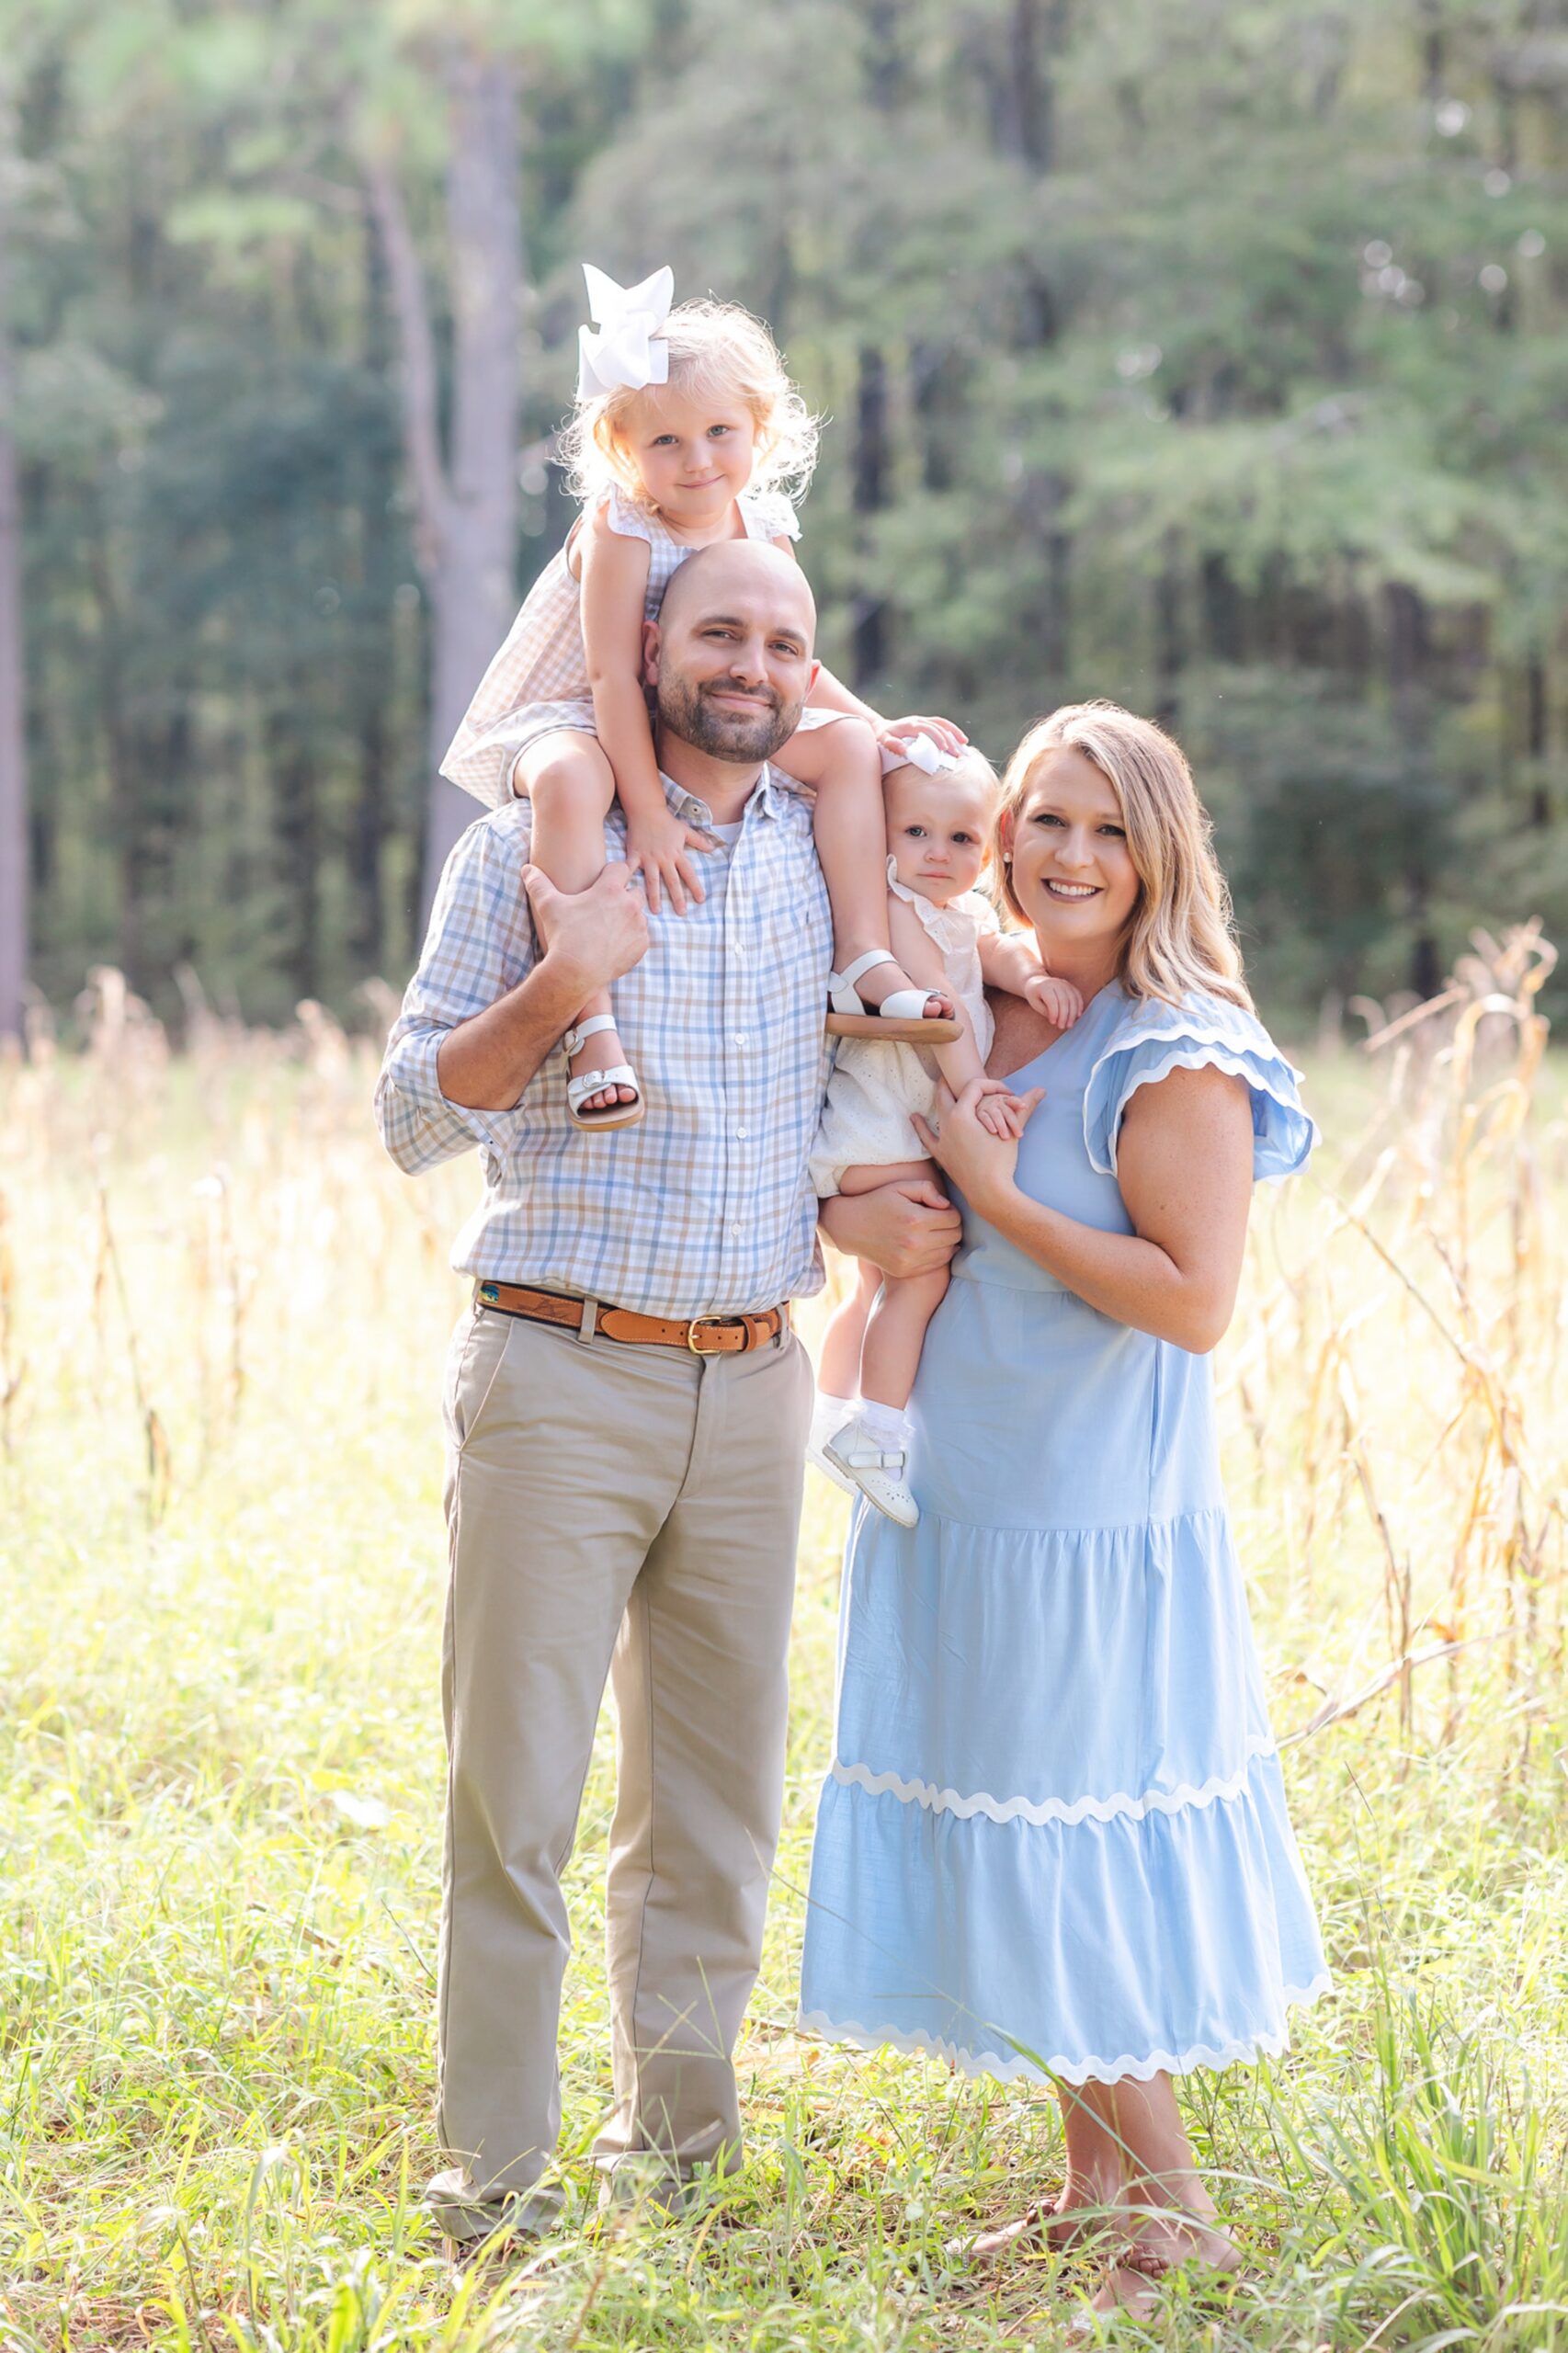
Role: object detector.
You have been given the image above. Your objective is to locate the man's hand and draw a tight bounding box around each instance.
[522,862,649,998]
[819,1175,962,1280]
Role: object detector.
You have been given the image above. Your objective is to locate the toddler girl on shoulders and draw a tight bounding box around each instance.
[442,264,967,1131]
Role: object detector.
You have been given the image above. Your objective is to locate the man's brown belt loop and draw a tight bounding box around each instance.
[475,1279,788,1357]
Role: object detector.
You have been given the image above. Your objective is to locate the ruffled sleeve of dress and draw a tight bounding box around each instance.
[601,482,666,545]
[1083,989,1316,1184]
[740,487,801,542]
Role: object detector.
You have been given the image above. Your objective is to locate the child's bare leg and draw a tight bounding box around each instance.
[818,1256,880,1401]
[780,719,954,1018]
[826,1158,949,1412]
[519,731,632,1111]
[860,1265,949,1412]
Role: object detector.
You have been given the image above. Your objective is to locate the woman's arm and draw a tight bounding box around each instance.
[580,504,711,912]
[913,1063,1255,1352]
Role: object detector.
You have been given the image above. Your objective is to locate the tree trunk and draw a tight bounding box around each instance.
[851,345,888,691]
[1386,581,1440,996]
[349,221,392,975]
[1526,656,1550,828]
[0,181,27,1044]
[367,46,522,922]
[271,712,319,1001]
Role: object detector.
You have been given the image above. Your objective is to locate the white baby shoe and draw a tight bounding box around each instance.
[822,1409,919,1529]
[807,1393,858,1495]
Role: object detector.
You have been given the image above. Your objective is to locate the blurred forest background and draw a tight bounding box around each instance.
[3,0,1567,1036]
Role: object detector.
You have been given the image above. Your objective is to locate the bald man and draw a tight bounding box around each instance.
[376,540,959,2245]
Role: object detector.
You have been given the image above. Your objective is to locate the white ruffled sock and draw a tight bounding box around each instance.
[858,1399,914,1454]
[811,1391,858,1449]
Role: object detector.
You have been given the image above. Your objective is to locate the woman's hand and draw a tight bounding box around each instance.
[913,1076,1044,1216]
[623,803,716,916]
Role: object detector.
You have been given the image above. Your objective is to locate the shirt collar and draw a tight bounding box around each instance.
[658,764,787,833]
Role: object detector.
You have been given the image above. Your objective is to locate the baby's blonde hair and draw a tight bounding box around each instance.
[996,701,1251,1010]
[560,297,820,511]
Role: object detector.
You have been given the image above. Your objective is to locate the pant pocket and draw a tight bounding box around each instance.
[443,1305,513,1453]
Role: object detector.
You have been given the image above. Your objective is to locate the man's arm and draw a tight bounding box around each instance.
[437,865,647,1111]
[819,1175,962,1280]
[374,822,646,1176]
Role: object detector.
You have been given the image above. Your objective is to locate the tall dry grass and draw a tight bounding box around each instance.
[1,931,1565,2350]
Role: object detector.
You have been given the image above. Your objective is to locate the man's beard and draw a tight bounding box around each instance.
[656,669,804,764]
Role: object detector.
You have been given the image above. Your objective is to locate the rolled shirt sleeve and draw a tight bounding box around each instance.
[373,813,540,1174]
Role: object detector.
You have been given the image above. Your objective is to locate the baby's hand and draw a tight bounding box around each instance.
[877,714,968,765]
[973,1080,1031,1142]
[624,803,716,916]
[1023,971,1085,1029]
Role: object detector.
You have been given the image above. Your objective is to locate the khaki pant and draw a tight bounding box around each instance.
[426,1299,812,2236]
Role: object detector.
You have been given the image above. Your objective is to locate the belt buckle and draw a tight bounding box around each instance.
[686,1314,733,1355]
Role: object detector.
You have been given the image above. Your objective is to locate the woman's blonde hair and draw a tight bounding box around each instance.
[996,701,1251,1010]
[560,297,820,511]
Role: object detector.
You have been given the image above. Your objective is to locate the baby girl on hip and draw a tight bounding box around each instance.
[810,745,1083,1525]
[441,264,966,1131]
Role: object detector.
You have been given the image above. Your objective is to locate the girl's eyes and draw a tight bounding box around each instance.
[708,424,732,438]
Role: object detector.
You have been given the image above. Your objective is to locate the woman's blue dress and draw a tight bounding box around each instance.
[799,982,1331,2084]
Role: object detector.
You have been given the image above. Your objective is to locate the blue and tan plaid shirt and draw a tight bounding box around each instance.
[375,767,834,1316]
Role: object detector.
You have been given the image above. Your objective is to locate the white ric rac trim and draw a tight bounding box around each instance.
[829,1733,1278,1827]
[796,1976,1332,2087]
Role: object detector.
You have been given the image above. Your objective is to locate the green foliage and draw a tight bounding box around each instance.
[10,0,1568,1019]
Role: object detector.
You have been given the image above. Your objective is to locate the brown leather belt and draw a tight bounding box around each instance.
[475,1279,788,1356]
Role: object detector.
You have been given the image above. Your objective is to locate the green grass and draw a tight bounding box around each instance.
[2,1015,1566,2349]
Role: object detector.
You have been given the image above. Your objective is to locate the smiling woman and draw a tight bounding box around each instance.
[800,701,1327,2327]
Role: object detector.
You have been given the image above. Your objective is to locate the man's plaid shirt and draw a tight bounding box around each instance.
[375,768,834,1317]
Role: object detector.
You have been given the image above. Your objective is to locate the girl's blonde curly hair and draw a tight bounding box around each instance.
[996,701,1253,1012]
[559,296,820,512]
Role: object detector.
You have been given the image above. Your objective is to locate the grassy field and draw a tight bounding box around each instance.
[2,936,1566,2351]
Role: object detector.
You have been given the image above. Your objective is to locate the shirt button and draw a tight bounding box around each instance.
[733,1033,748,1047]
[735,1126,748,1140]
[730,1222,744,1237]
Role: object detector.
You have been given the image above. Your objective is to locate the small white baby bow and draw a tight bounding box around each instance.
[577,262,674,400]
[883,732,961,777]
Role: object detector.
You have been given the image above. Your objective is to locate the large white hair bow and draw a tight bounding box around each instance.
[577,262,674,401]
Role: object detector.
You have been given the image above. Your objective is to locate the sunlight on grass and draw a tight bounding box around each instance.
[2,937,1565,2349]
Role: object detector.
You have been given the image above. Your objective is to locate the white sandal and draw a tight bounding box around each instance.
[826,949,960,1042]
[822,1414,919,1528]
[563,1013,644,1132]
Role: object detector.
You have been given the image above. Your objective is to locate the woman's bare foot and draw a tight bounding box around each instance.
[1083,2211,1241,2324]
[958,2169,1121,2262]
